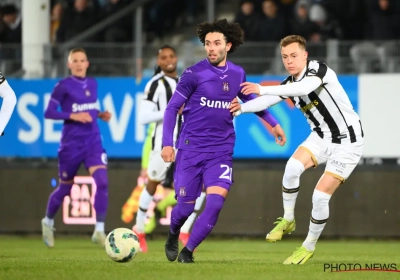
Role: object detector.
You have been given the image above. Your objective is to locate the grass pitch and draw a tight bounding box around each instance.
[0,236,399,280]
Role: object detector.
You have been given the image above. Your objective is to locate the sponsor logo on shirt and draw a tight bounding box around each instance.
[200,97,231,109]
[300,100,319,113]
[72,102,98,112]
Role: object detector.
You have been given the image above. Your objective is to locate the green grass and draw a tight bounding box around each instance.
[0,236,399,280]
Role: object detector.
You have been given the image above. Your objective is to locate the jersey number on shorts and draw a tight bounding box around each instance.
[219,164,232,181]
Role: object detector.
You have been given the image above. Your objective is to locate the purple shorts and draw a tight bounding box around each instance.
[58,142,107,181]
[173,150,233,202]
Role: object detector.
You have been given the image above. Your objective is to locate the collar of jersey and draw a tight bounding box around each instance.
[205,58,229,74]
[291,60,310,82]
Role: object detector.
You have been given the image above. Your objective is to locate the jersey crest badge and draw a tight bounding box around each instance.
[179,187,186,197]
[223,82,229,92]
[85,90,90,96]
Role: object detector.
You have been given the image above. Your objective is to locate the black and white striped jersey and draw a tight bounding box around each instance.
[280,60,364,144]
[140,72,180,151]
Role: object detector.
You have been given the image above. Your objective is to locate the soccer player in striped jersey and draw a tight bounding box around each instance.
[230,35,364,264]
[0,72,17,136]
[134,45,181,252]
[161,19,286,263]
[41,48,112,248]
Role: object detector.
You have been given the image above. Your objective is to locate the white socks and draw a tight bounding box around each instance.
[95,222,104,232]
[135,188,153,233]
[44,217,54,227]
[303,189,331,251]
[283,190,299,222]
[282,158,305,222]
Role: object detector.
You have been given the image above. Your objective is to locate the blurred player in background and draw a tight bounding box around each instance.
[41,48,112,248]
[162,19,286,263]
[134,45,181,252]
[230,35,364,264]
[0,72,17,136]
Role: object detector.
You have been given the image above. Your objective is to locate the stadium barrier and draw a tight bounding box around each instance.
[1,163,398,237]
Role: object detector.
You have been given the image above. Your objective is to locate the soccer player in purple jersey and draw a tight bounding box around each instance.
[41,48,112,248]
[161,19,286,263]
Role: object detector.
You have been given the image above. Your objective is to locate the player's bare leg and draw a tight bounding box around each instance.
[284,173,341,264]
[42,179,74,248]
[267,147,314,242]
[134,178,159,252]
[89,165,108,247]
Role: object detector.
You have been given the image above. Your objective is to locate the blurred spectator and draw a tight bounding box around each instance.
[102,0,131,43]
[309,3,342,41]
[144,0,185,41]
[277,0,297,18]
[367,0,400,40]
[289,0,320,42]
[257,0,287,42]
[184,0,200,24]
[50,2,63,43]
[1,4,21,44]
[56,0,99,43]
[234,0,259,42]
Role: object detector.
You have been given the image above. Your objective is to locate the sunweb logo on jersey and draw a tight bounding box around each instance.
[200,97,231,109]
[72,102,99,112]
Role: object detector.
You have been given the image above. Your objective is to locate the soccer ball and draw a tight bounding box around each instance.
[105,228,140,262]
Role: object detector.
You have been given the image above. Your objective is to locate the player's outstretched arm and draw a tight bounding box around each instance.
[231,95,283,116]
[0,79,17,135]
[139,99,164,125]
[240,76,321,97]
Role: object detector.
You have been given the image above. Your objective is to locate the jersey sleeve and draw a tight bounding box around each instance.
[174,67,197,99]
[162,67,197,147]
[237,72,279,127]
[44,81,71,120]
[306,61,328,82]
[144,79,159,103]
[141,123,154,169]
[0,73,17,135]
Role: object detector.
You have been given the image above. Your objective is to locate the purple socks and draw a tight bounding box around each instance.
[46,183,73,219]
[186,194,225,251]
[92,168,108,222]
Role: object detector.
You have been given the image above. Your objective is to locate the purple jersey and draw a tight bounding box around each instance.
[163,59,278,153]
[45,76,101,148]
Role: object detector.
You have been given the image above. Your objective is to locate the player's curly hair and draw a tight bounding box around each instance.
[197,19,244,54]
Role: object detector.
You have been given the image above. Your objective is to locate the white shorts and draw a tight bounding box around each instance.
[147,150,173,182]
[299,132,363,182]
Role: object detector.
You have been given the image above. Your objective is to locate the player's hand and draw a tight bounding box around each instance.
[271,124,286,146]
[240,82,260,95]
[70,112,93,123]
[161,146,175,163]
[98,111,112,122]
[229,98,242,116]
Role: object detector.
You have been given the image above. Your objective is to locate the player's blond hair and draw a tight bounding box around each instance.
[68,47,87,62]
[280,35,306,50]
